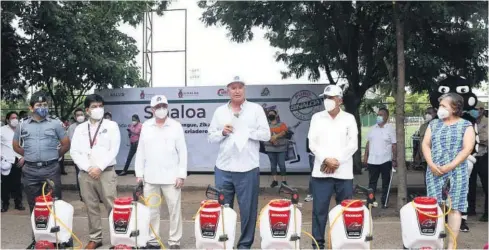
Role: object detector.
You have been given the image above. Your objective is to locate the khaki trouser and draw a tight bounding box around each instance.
[78,167,117,243]
[144,183,183,246]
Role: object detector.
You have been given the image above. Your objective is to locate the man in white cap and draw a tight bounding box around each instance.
[208,76,270,249]
[307,84,358,249]
[135,95,187,249]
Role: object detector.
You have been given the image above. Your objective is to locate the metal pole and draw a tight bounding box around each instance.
[142,12,146,82]
[150,11,154,87]
[184,9,188,87]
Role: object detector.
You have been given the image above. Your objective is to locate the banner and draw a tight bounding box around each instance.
[96,84,325,173]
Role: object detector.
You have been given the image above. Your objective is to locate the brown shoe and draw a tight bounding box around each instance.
[169,245,180,249]
[84,241,102,249]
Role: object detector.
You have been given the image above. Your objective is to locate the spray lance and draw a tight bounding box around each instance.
[205,185,229,244]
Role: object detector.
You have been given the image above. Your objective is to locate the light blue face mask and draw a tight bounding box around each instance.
[469,109,480,119]
[376,116,384,124]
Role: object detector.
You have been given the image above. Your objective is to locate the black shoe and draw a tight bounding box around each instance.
[382,205,388,209]
[270,181,278,188]
[26,240,36,249]
[15,203,25,211]
[460,219,470,232]
[169,245,180,249]
[61,171,68,175]
[146,244,162,249]
[282,181,288,186]
[118,171,128,176]
[1,204,8,212]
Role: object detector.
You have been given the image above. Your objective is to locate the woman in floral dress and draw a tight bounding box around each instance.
[422,93,475,250]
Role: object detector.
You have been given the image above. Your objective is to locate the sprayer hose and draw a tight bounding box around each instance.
[41,182,84,249]
[410,196,457,250]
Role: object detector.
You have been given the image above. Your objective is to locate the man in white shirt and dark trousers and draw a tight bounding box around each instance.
[308,85,358,249]
[208,77,271,249]
[70,94,121,249]
[363,107,397,208]
[135,95,187,249]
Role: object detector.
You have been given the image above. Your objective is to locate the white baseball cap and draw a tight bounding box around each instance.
[150,95,168,107]
[319,84,343,98]
[227,76,246,87]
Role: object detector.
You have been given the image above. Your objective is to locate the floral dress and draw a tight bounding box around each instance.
[426,118,472,212]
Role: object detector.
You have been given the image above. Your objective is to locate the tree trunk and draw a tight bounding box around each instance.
[343,90,363,175]
[394,2,408,210]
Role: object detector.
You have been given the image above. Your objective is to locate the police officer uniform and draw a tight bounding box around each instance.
[13,115,67,211]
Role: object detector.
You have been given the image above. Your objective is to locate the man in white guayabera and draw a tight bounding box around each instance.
[308,84,359,249]
[135,95,187,249]
[208,76,271,249]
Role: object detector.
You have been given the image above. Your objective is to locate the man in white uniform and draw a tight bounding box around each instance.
[208,76,270,249]
[363,107,397,208]
[70,94,121,249]
[135,95,187,249]
[308,84,358,249]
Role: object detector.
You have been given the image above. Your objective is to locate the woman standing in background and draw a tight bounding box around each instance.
[264,109,289,188]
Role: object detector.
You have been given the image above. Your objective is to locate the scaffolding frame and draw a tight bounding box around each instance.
[142,8,188,87]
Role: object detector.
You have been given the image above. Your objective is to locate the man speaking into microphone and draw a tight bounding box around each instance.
[208,77,270,249]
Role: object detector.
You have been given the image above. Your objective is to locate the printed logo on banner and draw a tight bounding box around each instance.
[139,90,155,100]
[289,90,323,121]
[178,89,199,98]
[217,88,228,96]
[261,87,270,97]
[110,92,125,97]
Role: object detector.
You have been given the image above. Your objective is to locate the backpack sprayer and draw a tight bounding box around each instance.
[31,179,81,249]
[401,178,456,249]
[258,183,319,250]
[194,185,237,249]
[109,181,165,250]
[327,184,378,250]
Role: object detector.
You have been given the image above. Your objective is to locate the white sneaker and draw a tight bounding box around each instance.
[304,194,313,202]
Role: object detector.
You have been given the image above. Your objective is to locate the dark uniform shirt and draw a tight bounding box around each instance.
[13,117,66,162]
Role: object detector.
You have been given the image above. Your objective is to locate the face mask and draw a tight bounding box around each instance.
[437,107,450,120]
[268,114,276,120]
[155,108,168,119]
[469,109,480,119]
[132,121,137,125]
[90,107,104,120]
[76,115,85,123]
[376,116,384,125]
[34,107,49,118]
[424,114,433,122]
[324,99,336,112]
[9,119,18,127]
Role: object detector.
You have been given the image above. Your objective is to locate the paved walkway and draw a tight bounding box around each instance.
[60,164,435,192]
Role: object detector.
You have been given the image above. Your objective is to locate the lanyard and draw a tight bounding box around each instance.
[88,120,103,149]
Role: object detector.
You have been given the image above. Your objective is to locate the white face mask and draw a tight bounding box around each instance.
[76,115,85,123]
[324,99,336,112]
[424,114,433,122]
[155,108,168,119]
[437,107,450,120]
[9,119,18,127]
[132,121,137,125]
[90,107,104,120]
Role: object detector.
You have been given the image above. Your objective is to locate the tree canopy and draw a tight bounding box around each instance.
[1,1,169,119]
[198,1,487,173]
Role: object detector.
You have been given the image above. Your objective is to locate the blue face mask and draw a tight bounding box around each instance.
[469,109,480,119]
[376,116,384,124]
[34,107,49,118]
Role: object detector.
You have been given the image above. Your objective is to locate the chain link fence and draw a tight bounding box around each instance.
[360,102,431,164]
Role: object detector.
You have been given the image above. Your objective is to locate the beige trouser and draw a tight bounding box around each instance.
[144,182,183,246]
[78,168,117,243]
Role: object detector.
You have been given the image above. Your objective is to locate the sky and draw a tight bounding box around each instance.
[117,0,331,88]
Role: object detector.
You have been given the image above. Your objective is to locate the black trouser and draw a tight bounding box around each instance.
[74,164,82,199]
[468,153,488,215]
[1,159,23,207]
[122,142,138,172]
[368,161,392,204]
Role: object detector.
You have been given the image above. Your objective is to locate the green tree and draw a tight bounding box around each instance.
[198,1,487,174]
[2,1,169,120]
